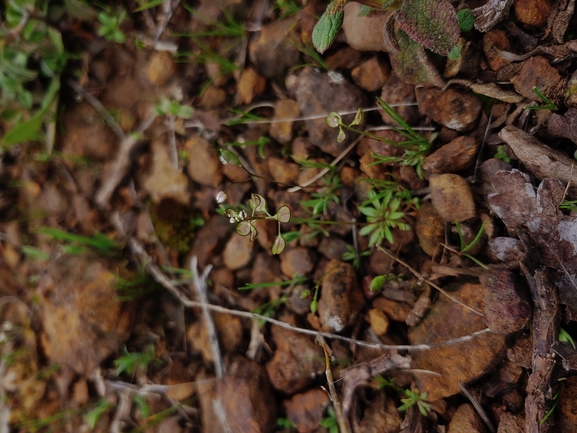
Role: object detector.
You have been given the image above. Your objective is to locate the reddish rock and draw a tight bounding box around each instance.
[423,136,479,178]
[418,88,482,132]
[284,389,328,433]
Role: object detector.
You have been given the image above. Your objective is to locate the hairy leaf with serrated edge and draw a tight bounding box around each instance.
[312,1,345,54]
[383,16,444,87]
[396,0,459,56]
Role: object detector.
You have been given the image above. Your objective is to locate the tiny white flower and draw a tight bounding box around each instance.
[216,191,227,203]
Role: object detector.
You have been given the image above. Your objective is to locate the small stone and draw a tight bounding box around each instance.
[380,74,420,125]
[236,67,266,105]
[372,297,411,323]
[418,87,482,132]
[357,393,401,433]
[280,247,315,277]
[368,308,390,336]
[295,67,367,157]
[198,86,227,109]
[483,29,513,72]
[221,358,277,433]
[429,173,476,222]
[318,259,364,333]
[497,412,524,433]
[145,51,176,86]
[502,389,524,413]
[189,216,231,268]
[480,270,531,335]
[265,326,325,394]
[351,57,391,92]
[325,46,364,70]
[513,0,552,26]
[447,404,486,433]
[368,248,394,275]
[511,56,563,101]
[270,99,300,144]
[423,136,479,178]
[318,237,350,261]
[409,282,506,400]
[284,389,328,433]
[185,136,222,187]
[223,233,254,271]
[141,140,190,205]
[267,157,299,184]
[342,3,391,52]
[415,201,446,257]
[249,17,301,78]
[250,253,282,293]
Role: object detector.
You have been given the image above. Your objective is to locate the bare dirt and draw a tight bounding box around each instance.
[2,0,577,432]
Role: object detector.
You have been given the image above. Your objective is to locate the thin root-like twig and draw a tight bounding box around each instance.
[127,238,490,351]
[376,245,484,316]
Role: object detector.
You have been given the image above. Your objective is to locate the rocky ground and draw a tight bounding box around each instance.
[1,0,577,432]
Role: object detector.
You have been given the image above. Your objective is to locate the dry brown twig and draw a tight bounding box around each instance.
[127,238,490,352]
[376,245,484,316]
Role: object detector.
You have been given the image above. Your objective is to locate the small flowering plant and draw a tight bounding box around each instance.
[219,193,291,254]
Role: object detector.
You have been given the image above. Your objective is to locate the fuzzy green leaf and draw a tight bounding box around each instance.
[457,8,475,32]
[370,275,386,291]
[312,2,345,54]
[383,17,445,87]
[396,0,460,56]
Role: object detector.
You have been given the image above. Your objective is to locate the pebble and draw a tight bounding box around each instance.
[280,247,315,277]
[422,136,479,178]
[295,67,367,157]
[236,66,266,105]
[265,325,325,394]
[511,56,563,100]
[408,282,506,400]
[270,99,300,144]
[248,17,301,78]
[447,404,486,433]
[351,57,391,92]
[223,232,254,271]
[513,0,552,26]
[318,259,364,333]
[480,270,531,335]
[221,357,277,433]
[284,389,328,433]
[342,3,390,52]
[497,412,524,433]
[185,136,222,187]
[145,51,176,86]
[267,156,300,184]
[418,87,482,132]
[317,237,350,261]
[429,173,476,222]
[415,201,446,257]
[368,308,390,336]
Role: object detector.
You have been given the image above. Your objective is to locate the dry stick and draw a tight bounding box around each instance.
[68,79,159,207]
[127,238,490,351]
[318,336,351,433]
[288,135,363,193]
[95,112,158,207]
[376,245,484,316]
[458,382,496,433]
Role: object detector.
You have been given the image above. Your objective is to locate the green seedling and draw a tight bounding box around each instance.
[560,200,577,212]
[36,227,120,255]
[525,86,558,111]
[179,6,245,38]
[369,272,403,291]
[399,388,432,416]
[226,136,271,159]
[277,417,297,429]
[223,193,292,254]
[240,274,307,290]
[114,344,161,377]
[559,328,576,349]
[253,295,290,325]
[374,376,431,416]
[342,244,370,269]
[454,221,489,269]
[358,189,412,246]
[225,107,268,126]
[300,170,341,216]
[540,378,566,425]
[319,405,339,433]
[154,98,193,119]
[97,9,127,44]
[84,399,113,429]
[494,145,511,163]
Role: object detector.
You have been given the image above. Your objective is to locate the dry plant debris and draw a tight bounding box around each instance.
[2,0,577,432]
